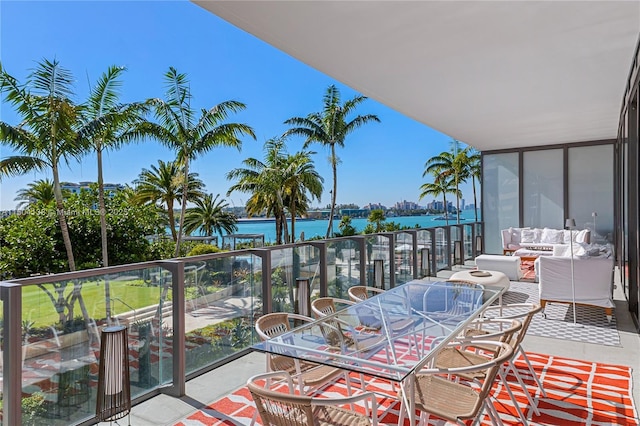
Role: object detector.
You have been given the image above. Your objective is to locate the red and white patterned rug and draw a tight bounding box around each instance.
[174,352,638,425]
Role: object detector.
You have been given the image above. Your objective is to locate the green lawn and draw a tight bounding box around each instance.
[4,279,163,328]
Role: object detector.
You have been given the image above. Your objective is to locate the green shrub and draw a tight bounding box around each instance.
[187,244,221,257]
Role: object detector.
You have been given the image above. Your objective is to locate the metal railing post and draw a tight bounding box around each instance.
[159,261,185,397]
[2,282,22,426]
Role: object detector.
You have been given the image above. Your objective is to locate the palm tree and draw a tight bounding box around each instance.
[14,178,59,209]
[367,209,386,233]
[0,59,87,271]
[424,147,469,224]
[284,85,380,238]
[280,149,323,243]
[467,148,481,222]
[183,193,238,237]
[338,215,357,236]
[140,67,255,256]
[80,65,147,269]
[226,138,290,245]
[133,160,205,241]
[419,173,458,226]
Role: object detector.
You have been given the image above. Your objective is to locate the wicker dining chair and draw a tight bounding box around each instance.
[434,317,531,424]
[255,312,354,396]
[475,303,548,414]
[399,340,514,426]
[248,370,378,426]
[347,286,386,303]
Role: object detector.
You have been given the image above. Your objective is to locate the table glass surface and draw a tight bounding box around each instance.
[254,280,502,382]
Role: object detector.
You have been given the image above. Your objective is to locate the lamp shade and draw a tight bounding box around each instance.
[96,325,131,421]
[565,218,576,228]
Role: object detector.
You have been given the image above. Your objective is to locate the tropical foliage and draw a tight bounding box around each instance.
[0,59,88,271]
[138,67,255,256]
[420,139,476,225]
[284,85,379,238]
[14,178,61,209]
[0,188,163,279]
[183,193,238,237]
[227,138,323,244]
[132,159,205,241]
[80,65,147,269]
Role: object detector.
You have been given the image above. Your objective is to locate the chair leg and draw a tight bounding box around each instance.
[506,361,540,416]
[497,368,529,425]
[517,348,547,397]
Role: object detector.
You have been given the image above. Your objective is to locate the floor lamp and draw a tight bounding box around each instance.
[592,212,598,238]
[565,219,581,327]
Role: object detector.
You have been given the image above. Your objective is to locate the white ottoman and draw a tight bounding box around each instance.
[449,269,511,305]
[474,254,523,281]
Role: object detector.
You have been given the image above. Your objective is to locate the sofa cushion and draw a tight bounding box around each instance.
[576,229,589,244]
[563,230,574,244]
[541,228,564,244]
[510,227,523,244]
[520,229,537,243]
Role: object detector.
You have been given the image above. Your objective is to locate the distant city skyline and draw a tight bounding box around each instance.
[0,1,474,211]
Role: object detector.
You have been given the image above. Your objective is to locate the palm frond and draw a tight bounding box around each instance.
[88,65,125,116]
[0,156,48,178]
[30,58,74,100]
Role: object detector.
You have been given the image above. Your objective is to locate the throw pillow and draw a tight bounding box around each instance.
[575,229,589,243]
[520,229,536,243]
[541,228,564,244]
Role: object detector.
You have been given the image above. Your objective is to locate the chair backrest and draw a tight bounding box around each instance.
[475,341,515,404]
[424,280,484,316]
[462,318,522,355]
[348,286,385,302]
[311,297,337,318]
[481,303,542,349]
[248,371,376,426]
[248,373,314,426]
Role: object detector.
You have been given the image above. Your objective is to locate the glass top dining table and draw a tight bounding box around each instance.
[253,280,504,383]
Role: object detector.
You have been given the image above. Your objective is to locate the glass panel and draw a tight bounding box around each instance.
[416,230,433,277]
[184,254,259,375]
[434,228,448,271]
[523,149,564,229]
[365,235,391,289]
[17,267,167,425]
[269,248,296,313]
[483,153,520,254]
[463,224,474,260]
[395,232,414,284]
[568,145,614,243]
[326,239,360,299]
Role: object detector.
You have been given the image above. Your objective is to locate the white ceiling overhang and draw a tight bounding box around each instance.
[193,1,639,151]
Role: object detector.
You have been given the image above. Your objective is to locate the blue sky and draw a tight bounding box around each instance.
[0,0,473,211]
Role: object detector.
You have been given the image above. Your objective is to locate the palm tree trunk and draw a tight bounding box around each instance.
[443,193,449,226]
[52,163,76,271]
[472,176,478,222]
[455,180,461,225]
[290,196,296,243]
[326,144,338,238]
[97,146,112,320]
[282,211,290,244]
[175,158,189,257]
[167,199,177,242]
[275,214,282,245]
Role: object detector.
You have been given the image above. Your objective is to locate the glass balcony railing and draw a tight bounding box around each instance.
[0,221,482,425]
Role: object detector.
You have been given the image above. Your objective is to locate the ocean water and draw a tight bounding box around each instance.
[230,211,481,243]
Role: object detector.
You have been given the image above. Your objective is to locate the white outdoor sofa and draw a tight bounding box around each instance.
[501,227,590,257]
[537,254,615,322]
